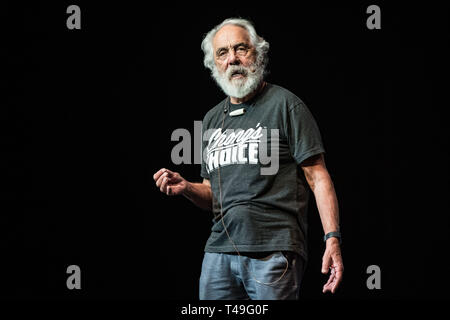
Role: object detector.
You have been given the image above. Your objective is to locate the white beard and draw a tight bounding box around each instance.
[212,62,265,99]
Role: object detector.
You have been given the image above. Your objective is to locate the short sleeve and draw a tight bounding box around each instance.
[200,119,210,179]
[286,102,325,165]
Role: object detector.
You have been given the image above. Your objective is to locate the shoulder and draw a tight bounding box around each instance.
[263,83,307,112]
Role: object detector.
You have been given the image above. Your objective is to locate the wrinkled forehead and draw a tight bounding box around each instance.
[212,24,252,51]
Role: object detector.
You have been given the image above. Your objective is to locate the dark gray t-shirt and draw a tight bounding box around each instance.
[200,83,325,261]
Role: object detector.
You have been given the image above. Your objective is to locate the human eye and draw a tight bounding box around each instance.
[236,45,248,55]
[217,49,228,58]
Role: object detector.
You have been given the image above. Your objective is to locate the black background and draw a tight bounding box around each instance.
[1,0,449,305]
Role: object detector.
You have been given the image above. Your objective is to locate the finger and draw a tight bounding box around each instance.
[323,282,333,293]
[329,257,343,292]
[331,279,340,293]
[153,168,167,181]
[331,266,344,293]
[164,169,175,178]
[323,266,337,292]
[323,272,335,293]
[323,282,332,293]
[166,171,180,185]
[155,172,168,188]
[160,176,169,193]
[321,255,331,274]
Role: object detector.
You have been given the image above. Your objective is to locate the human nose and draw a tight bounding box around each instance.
[226,50,239,65]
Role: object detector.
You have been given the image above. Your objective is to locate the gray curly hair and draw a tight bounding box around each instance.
[201,18,270,72]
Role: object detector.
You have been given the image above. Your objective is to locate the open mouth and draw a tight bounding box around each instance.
[230,70,246,79]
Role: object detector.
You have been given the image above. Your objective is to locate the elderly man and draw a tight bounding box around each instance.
[153,18,343,300]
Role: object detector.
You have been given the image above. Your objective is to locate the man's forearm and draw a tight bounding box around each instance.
[182,182,213,211]
[311,175,340,234]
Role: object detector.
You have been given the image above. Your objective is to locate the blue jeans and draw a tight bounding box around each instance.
[199,251,305,300]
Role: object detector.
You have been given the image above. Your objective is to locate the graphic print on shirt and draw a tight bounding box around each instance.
[204,123,279,175]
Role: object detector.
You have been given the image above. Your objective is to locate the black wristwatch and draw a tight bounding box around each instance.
[324,231,342,244]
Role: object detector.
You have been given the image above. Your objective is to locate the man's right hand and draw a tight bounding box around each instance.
[153,168,188,196]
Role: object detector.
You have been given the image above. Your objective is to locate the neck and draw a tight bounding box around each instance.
[230,81,266,104]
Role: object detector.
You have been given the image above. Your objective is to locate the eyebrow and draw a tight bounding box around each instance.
[215,42,250,55]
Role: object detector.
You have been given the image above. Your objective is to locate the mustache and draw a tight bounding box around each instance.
[226,65,251,79]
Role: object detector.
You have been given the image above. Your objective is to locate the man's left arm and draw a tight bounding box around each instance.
[301,153,344,294]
